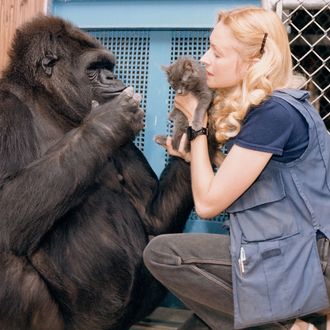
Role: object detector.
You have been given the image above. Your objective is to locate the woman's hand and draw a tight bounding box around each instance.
[174,93,199,125]
[165,134,191,163]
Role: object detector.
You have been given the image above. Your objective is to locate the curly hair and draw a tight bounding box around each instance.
[210,7,304,146]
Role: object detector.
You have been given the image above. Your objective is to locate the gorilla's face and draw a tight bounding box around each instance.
[8,16,127,125]
[39,28,127,111]
[82,50,127,103]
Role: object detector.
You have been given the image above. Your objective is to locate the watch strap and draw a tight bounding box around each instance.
[187,126,208,141]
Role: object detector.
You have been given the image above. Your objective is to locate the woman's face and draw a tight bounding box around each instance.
[201,22,247,90]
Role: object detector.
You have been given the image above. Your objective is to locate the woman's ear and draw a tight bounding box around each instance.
[239,57,260,79]
[251,57,260,66]
[246,57,260,72]
[246,57,260,69]
[251,57,260,65]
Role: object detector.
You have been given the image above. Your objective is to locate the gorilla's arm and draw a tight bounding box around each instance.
[0,91,143,256]
[149,157,193,234]
[115,143,193,235]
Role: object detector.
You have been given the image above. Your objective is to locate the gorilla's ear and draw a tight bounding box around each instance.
[41,54,58,76]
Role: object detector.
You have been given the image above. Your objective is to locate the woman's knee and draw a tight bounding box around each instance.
[143,234,182,275]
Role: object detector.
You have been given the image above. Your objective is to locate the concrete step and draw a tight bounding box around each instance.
[130,307,193,330]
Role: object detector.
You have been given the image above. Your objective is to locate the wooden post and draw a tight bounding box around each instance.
[0,0,50,75]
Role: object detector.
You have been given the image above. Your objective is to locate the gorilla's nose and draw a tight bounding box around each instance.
[99,69,116,84]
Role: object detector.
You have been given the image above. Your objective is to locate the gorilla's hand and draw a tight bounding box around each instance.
[85,87,144,146]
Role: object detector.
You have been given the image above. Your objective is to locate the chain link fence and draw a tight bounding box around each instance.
[262,0,330,131]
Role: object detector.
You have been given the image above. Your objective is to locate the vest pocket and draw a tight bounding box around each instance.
[227,170,286,213]
[232,234,329,329]
[227,170,299,242]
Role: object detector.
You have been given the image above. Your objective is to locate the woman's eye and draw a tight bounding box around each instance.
[211,49,222,58]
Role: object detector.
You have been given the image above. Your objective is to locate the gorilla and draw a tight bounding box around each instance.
[0,16,193,330]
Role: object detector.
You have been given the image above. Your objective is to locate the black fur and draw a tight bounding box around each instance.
[0,15,193,330]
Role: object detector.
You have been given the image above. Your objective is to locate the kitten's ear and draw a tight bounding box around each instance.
[161,64,170,73]
[183,60,194,72]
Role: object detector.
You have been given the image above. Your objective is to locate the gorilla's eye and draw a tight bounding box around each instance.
[47,59,57,67]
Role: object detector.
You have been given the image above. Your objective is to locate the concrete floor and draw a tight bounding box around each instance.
[130,307,193,330]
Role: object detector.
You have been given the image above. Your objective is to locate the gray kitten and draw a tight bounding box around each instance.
[155,57,213,151]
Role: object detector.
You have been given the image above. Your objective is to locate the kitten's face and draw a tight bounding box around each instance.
[166,58,201,94]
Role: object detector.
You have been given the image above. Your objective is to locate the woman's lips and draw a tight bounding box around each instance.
[206,71,214,77]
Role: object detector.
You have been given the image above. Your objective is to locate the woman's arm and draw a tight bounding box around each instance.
[170,93,272,219]
[190,136,272,218]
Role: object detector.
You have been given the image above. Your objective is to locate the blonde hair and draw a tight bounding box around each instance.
[211,7,301,145]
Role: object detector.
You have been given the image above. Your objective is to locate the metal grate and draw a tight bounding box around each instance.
[86,30,151,151]
[263,0,330,130]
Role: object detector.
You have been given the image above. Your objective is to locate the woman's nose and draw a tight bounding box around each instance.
[200,50,210,65]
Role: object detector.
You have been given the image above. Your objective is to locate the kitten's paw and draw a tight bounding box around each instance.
[172,135,190,152]
[191,120,205,131]
[154,135,167,147]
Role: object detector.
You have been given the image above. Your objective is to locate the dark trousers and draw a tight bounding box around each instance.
[143,233,329,330]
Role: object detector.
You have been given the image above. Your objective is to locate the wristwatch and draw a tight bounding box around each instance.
[186,126,208,141]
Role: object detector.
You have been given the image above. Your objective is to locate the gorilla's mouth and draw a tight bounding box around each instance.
[91,71,127,95]
[86,58,127,100]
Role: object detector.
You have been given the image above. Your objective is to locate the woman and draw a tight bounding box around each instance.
[143,6,330,330]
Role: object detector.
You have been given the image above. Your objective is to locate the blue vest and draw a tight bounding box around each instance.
[227,89,330,329]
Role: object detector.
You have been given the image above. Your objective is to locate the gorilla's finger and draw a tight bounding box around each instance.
[91,100,100,108]
[136,108,145,122]
[133,93,142,104]
[127,101,143,114]
[122,86,134,98]
[131,110,145,134]
[128,107,144,123]
[90,100,100,114]
[125,92,142,108]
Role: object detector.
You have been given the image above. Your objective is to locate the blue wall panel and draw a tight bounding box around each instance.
[52,0,260,29]
[143,31,172,172]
